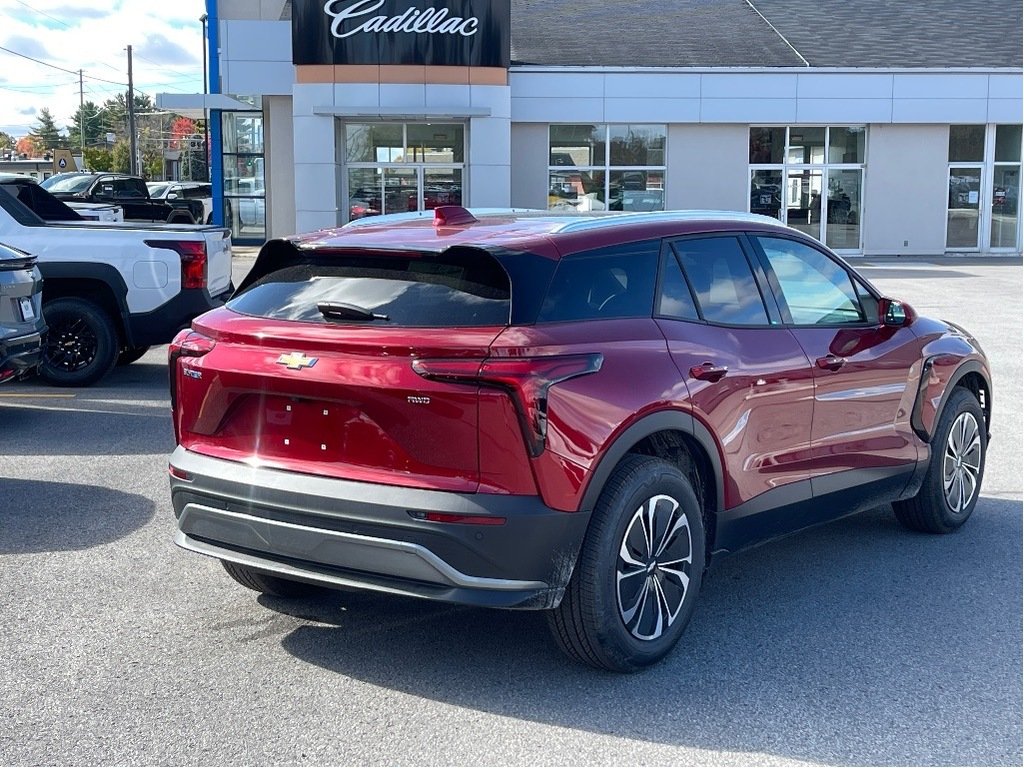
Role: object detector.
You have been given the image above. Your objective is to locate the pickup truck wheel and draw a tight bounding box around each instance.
[167,212,195,224]
[548,455,705,672]
[221,560,322,598]
[40,297,119,387]
[117,345,151,366]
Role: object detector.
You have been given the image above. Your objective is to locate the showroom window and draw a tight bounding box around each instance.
[221,111,265,243]
[548,124,666,213]
[749,126,866,252]
[947,124,1023,251]
[342,122,464,223]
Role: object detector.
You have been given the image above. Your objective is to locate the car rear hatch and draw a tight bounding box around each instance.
[171,245,513,493]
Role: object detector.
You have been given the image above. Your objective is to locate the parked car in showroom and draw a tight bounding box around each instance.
[0,241,45,383]
[168,207,991,672]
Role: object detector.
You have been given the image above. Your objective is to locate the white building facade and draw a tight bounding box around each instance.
[159,0,1024,255]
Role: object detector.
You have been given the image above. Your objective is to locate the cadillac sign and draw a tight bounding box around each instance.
[292,0,511,67]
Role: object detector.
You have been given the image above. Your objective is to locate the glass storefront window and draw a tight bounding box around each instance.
[407,124,464,163]
[346,124,403,163]
[995,125,1023,162]
[749,126,865,250]
[548,125,666,212]
[221,111,265,242]
[949,126,986,162]
[828,127,865,164]
[787,127,826,164]
[947,168,982,249]
[991,165,1020,248]
[749,127,785,164]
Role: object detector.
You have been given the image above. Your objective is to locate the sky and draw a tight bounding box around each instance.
[0,0,207,137]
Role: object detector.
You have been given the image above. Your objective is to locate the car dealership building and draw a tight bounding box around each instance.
[159,0,1023,254]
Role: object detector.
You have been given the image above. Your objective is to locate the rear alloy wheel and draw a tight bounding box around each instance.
[40,297,119,387]
[221,560,322,598]
[549,455,705,672]
[894,387,986,533]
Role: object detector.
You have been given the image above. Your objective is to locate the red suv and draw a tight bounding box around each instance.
[168,207,991,672]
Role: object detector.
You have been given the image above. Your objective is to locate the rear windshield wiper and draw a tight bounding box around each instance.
[317,301,390,322]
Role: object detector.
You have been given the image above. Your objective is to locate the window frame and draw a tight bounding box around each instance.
[746,232,879,329]
[547,124,668,213]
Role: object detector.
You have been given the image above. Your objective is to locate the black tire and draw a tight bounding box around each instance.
[40,297,119,387]
[549,455,705,672]
[893,387,986,533]
[117,345,151,366]
[221,560,322,598]
[167,212,195,224]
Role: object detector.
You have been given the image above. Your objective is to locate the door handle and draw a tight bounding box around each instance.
[690,362,728,382]
[816,355,847,371]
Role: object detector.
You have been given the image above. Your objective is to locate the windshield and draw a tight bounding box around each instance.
[41,174,93,194]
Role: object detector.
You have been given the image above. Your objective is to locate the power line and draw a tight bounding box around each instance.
[0,44,127,86]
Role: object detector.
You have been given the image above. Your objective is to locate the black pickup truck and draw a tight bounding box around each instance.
[41,172,203,225]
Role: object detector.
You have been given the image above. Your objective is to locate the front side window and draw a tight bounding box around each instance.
[549,124,666,213]
[673,237,770,326]
[756,237,864,325]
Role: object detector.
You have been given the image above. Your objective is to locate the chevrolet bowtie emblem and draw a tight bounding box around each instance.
[276,352,318,370]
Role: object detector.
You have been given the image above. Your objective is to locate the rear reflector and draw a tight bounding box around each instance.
[168,465,192,482]
[408,510,506,526]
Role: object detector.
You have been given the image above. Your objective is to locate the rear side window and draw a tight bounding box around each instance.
[673,237,770,326]
[227,248,510,327]
[538,240,659,322]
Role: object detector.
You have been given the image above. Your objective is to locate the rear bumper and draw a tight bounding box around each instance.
[0,329,43,381]
[126,284,232,348]
[168,447,590,609]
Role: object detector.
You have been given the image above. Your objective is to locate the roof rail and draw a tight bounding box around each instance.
[550,209,787,234]
[342,207,546,229]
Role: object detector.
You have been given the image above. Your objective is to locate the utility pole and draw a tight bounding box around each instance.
[200,13,210,181]
[127,44,138,175]
[78,69,84,152]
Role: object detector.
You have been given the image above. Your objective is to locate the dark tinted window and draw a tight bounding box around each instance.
[673,237,769,326]
[538,241,659,322]
[657,248,698,321]
[756,237,865,325]
[228,248,510,327]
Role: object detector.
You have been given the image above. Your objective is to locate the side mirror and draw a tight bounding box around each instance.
[879,298,915,327]
[166,192,178,199]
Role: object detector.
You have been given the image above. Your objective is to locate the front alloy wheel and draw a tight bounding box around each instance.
[942,411,982,515]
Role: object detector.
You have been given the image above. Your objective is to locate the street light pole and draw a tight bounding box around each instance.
[200,13,210,182]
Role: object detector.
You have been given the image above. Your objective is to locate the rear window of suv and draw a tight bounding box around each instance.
[228,248,511,327]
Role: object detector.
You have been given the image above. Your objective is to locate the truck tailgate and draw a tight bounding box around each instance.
[203,228,232,295]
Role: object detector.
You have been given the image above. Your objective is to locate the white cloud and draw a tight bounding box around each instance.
[0,0,207,136]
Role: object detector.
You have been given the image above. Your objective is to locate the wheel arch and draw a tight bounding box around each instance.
[577,410,725,566]
[37,263,131,345]
[914,358,992,443]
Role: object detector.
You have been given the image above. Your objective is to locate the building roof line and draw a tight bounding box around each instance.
[743,0,811,67]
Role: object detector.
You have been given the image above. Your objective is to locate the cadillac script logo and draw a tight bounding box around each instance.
[323,0,480,39]
[276,352,319,370]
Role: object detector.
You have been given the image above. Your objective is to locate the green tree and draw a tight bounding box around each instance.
[83,147,112,172]
[69,101,105,148]
[30,107,66,150]
[111,139,132,173]
[0,131,15,150]
[100,91,154,140]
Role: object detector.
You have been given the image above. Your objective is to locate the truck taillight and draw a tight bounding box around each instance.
[168,329,216,441]
[145,239,207,289]
[412,354,603,457]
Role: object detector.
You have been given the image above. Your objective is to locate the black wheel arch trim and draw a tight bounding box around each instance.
[577,410,726,516]
[911,357,991,444]
[36,262,133,344]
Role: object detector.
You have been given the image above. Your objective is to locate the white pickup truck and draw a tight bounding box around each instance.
[0,180,233,386]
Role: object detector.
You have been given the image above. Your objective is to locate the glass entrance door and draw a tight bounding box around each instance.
[786,170,823,240]
[347,166,464,221]
[946,167,982,250]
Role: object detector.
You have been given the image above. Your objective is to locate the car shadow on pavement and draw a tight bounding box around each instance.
[271,498,1022,766]
[0,478,155,553]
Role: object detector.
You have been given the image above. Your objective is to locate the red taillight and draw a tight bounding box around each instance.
[412,354,603,457]
[168,329,216,441]
[146,239,207,289]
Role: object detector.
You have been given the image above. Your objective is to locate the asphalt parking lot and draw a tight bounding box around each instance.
[1,255,1021,765]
